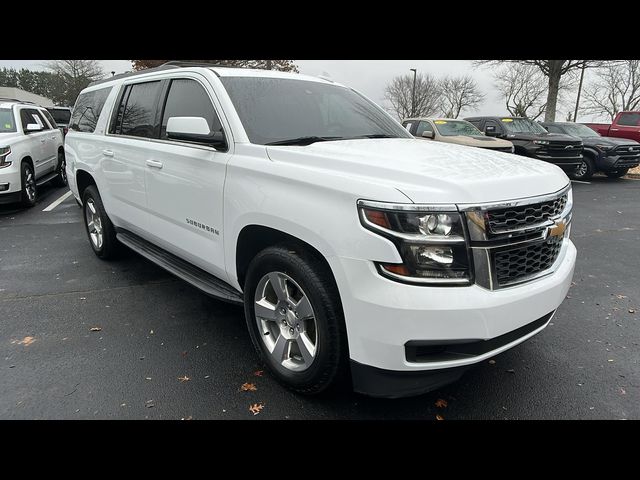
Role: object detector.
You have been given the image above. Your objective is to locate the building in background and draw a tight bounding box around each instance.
[0,87,54,107]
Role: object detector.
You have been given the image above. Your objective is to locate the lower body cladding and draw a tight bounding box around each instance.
[598,154,640,171]
[331,239,576,398]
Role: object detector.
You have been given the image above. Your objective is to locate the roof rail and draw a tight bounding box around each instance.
[0,97,37,105]
[88,61,235,87]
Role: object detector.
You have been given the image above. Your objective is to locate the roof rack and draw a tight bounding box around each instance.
[88,61,237,87]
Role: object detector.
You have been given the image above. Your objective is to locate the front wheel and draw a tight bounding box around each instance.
[20,162,37,208]
[52,150,68,187]
[605,168,629,179]
[571,156,595,181]
[243,245,348,395]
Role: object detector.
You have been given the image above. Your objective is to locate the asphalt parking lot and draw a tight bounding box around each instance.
[1,177,638,420]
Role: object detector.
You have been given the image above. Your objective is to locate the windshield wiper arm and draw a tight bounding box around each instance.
[351,134,399,139]
[265,136,343,146]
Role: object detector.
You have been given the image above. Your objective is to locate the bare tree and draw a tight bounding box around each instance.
[131,60,298,72]
[475,60,612,122]
[438,75,484,118]
[582,60,640,121]
[493,64,548,119]
[44,60,105,105]
[384,73,441,120]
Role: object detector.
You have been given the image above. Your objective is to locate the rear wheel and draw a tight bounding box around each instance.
[572,155,595,181]
[605,168,629,179]
[20,162,37,208]
[82,185,119,259]
[52,150,68,187]
[243,245,348,395]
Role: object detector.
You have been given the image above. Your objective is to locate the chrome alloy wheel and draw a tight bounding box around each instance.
[85,198,103,250]
[24,168,36,202]
[253,272,318,372]
[575,160,588,178]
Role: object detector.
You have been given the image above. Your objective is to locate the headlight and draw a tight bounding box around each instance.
[594,144,613,151]
[0,146,11,169]
[359,202,472,285]
[533,140,549,145]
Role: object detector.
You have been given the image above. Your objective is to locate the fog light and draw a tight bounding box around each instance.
[419,214,453,236]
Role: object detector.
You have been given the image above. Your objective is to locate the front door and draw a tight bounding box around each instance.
[19,108,50,176]
[144,76,231,281]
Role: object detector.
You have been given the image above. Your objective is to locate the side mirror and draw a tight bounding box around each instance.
[421,130,435,139]
[485,126,498,137]
[166,116,227,149]
[26,123,42,132]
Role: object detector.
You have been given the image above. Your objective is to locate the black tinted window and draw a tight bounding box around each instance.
[48,109,71,124]
[220,77,410,145]
[41,109,58,129]
[70,87,112,133]
[20,109,49,131]
[545,124,562,134]
[117,81,162,138]
[161,79,222,139]
[617,112,640,126]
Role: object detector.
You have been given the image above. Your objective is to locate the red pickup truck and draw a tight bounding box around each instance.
[583,112,640,142]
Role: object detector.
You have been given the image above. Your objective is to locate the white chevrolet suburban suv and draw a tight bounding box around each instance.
[65,62,576,398]
[0,100,66,206]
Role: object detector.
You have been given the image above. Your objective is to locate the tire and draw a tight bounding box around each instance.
[52,150,68,187]
[243,244,348,395]
[82,185,120,259]
[20,162,37,208]
[605,168,629,179]
[571,155,595,181]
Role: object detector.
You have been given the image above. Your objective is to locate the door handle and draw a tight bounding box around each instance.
[102,150,114,157]
[51,135,57,139]
[40,139,46,143]
[146,159,163,169]
[611,128,619,131]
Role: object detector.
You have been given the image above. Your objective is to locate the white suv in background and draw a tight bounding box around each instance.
[0,99,66,206]
[65,63,576,398]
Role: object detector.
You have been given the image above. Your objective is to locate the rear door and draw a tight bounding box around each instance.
[611,112,640,141]
[143,75,231,280]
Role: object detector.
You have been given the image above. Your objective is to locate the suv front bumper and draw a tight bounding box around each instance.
[0,167,22,204]
[330,239,576,397]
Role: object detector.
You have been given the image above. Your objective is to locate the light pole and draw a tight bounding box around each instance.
[410,68,417,117]
[573,63,586,122]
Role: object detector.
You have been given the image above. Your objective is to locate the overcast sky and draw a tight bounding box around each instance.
[0,59,603,121]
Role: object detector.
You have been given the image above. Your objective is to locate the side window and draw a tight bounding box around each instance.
[485,120,502,134]
[160,78,222,139]
[415,121,433,137]
[69,87,112,133]
[115,81,162,138]
[468,120,482,130]
[33,110,51,130]
[545,125,561,134]
[41,109,58,129]
[617,112,640,126]
[20,109,47,132]
[402,121,415,134]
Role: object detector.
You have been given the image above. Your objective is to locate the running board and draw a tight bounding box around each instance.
[36,171,59,186]
[116,230,244,304]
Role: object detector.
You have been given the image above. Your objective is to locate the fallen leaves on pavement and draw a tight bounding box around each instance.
[253,370,264,377]
[178,375,190,382]
[506,369,516,374]
[240,383,257,392]
[488,359,496,365]
[89,327,102,332]
[435,415,444,420]
[615,294,627,299]
[249,403,264,415]
[145,400,155,408]
[629,309,636,314]
[435,399,448,409]
[12,336,35,346]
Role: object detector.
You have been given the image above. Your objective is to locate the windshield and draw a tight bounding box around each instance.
[433,119,482,137]
[48,108,71,125]
[0,108,17,133]
[501,118,548,134]
[219,77,411,145]
[558,123,600,138]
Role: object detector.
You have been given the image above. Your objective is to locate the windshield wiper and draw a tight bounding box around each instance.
[265,136,343,146]
[356,134,398,139]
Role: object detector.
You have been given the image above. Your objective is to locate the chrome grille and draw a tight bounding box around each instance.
[494,237,563,286]
[486,194,567,234]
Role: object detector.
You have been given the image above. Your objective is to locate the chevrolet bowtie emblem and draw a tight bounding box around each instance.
[546,219,566,239]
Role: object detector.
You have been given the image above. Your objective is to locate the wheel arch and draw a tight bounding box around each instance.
[76,169,97,199]
[21,155,34,171]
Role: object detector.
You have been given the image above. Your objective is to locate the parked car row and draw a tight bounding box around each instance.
[402,113,640,181]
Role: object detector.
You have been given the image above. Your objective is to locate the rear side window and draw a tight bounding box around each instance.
[20,108,50,131]
[41,109,58,129]
[112,81,162,138]
[545,124,562,134]
[70,87,112,133]
[160,78,222,139]
[617,112,640,126]
[0,108,16,133]
[48,108,71,125]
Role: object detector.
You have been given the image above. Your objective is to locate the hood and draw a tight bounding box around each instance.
[440,135,513,148]
[0,132,23,145]
[266,138,569,204]
[508,132,581,144]
[581,136,640,147]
